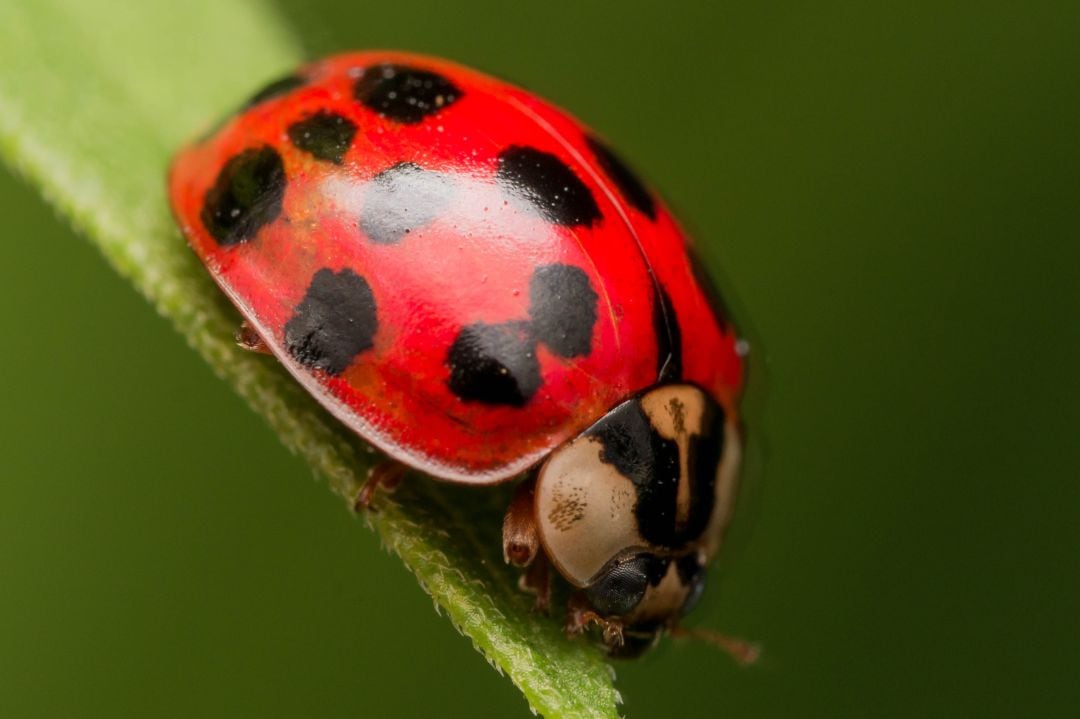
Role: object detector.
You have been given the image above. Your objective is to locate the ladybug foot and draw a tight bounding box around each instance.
[565,593,625,647]
[353,460,407,512]
[517,577,551,615]
[235,320,272,355]
[517,553,551,615]
[531,595,551,616]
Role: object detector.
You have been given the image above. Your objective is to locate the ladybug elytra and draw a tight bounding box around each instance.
[169,51,750,659]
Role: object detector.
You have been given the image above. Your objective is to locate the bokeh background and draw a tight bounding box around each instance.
[2,1,1078,716]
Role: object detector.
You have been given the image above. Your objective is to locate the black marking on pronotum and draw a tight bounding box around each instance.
[496,146,602,227]
[585,393,721,548]
[354,63,462,124]
[685,398,725,536]
[245,74,306,108]
[653,286,683,382]
[284,268,378,376]
[674,553,703,584]
[360,162,455,244]
[585,135,656,219]
[528,264,598,358]
[201,146,286,246]
[446,321,540,407]
[675,553,708,617]
[287,111,357,165]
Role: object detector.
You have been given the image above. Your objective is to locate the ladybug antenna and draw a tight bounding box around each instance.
[669,626,762,666]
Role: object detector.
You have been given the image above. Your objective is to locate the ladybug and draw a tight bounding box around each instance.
[169,51,752,659]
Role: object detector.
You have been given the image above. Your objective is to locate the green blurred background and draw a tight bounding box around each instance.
[2,1,1078,716]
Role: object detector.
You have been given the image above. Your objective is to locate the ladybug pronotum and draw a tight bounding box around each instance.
[169,51,750,659]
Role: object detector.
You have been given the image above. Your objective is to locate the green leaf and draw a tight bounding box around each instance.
[0,2,620,716]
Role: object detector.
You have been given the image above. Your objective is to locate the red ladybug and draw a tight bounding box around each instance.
[169,51,751,658]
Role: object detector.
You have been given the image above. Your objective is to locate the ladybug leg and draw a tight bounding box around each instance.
[565,592,625,648]
[235,320,272,355]
[502,472,550,613]
[353,460,407,512]
[501,472,540,567]
[519,552,551,615]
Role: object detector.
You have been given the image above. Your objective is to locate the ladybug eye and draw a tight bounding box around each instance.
[585,553,666,616]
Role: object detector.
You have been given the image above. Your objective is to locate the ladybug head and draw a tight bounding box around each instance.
[584,550,708,656]
[533,384,743,650]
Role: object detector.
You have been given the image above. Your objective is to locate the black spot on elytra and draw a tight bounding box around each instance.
[528,264,598,358]
[446,321,540,407]
[201,146,286,246]
[586,135,656,219]
[354,63,461,124]
[361,162,455,244]
[197,75,306,145]
[284,268,378,376]
[287,111,357,164]
[585,553,669,616]
[497,146,601,227]
[245,74,305,108]
[586,393,722,548]
[653,286,683,382]
[444,264,596,406]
